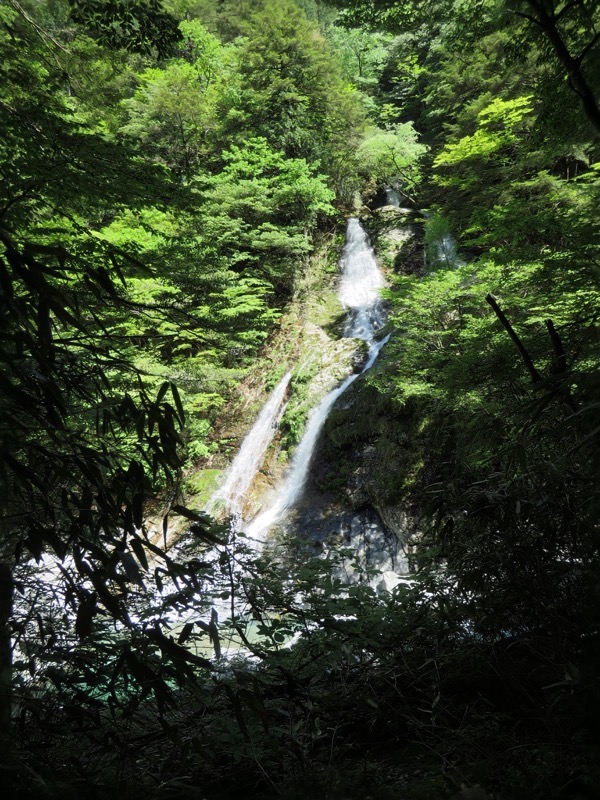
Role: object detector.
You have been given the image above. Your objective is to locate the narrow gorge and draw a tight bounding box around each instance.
[196,212,413,601]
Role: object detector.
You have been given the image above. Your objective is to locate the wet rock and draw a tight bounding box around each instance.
[361,206,425,277]
[286,494,412,593]
[377,504,418,545]
[329,509,411,591]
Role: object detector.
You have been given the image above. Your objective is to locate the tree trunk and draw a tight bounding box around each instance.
[486,294,542,383]
[0,562,13,762]
[523,1,600,136]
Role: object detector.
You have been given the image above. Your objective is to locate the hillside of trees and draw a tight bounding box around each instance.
[0,1,598,798]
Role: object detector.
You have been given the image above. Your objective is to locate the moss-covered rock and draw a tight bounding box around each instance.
[183,468,223,506]
[362,206,425,276]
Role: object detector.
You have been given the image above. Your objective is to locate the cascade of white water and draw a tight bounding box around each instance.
[384,187,402,207]
[244,334,389,543]
[421,210,465,269]
[338,218,386,340]
[206,371,291,527]
[244,218,389,543]
[436,233,465,268]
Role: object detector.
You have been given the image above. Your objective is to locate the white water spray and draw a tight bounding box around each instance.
[384,187,402,207]
[338,218,386,340]
[206,372,291,527]
[436,233,465,268]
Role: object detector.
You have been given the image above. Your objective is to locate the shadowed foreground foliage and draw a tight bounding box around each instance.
[1,0,599,798]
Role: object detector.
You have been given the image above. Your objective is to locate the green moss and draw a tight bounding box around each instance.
[183,468,222,505]
[306,288,347,335]
[279,367,316,450]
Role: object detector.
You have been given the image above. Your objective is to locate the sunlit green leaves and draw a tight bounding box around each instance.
[226,0,365,173]
[122,60,217,177]
[198,137,334,295]
[433,95,534,168]
[357,122,427,195]
[68,0,182,59]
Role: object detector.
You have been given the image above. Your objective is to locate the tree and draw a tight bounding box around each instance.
[328,24,393,90]
[120,20,227,178]
[0,7,230,777]
[509,0,600,134]
[227,0,365,169]
[356,121,427,199]
[332,0,600,135]
[67,0,182,58]
[198,138,335,297]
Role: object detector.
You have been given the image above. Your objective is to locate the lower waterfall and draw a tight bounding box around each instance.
[206,371,291,528]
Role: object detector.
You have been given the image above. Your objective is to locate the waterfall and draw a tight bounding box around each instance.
[436,233,465,268]
[422,210,465,269]
[384,187,402,207]
[338,218,386,340]
[245,218,389,543]
[206,371,291,527]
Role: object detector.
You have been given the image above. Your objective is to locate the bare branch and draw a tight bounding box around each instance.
[7,0,70,53]
[486,294,542,384]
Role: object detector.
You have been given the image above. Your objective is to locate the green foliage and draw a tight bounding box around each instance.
[10,534,596,798]
[317,4,600,797]
[120,23,228,177]
[0,6,241,729]
[328,23,394,117]
[4,1,600,798]
[68,0,182,58]
[1,3,364,756]
[227,0,366,174]
[198,138,335,296]
[357,121,427,197]
[433,95,534,167]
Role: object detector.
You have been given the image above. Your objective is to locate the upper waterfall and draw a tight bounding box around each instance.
[338,218,386,341]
